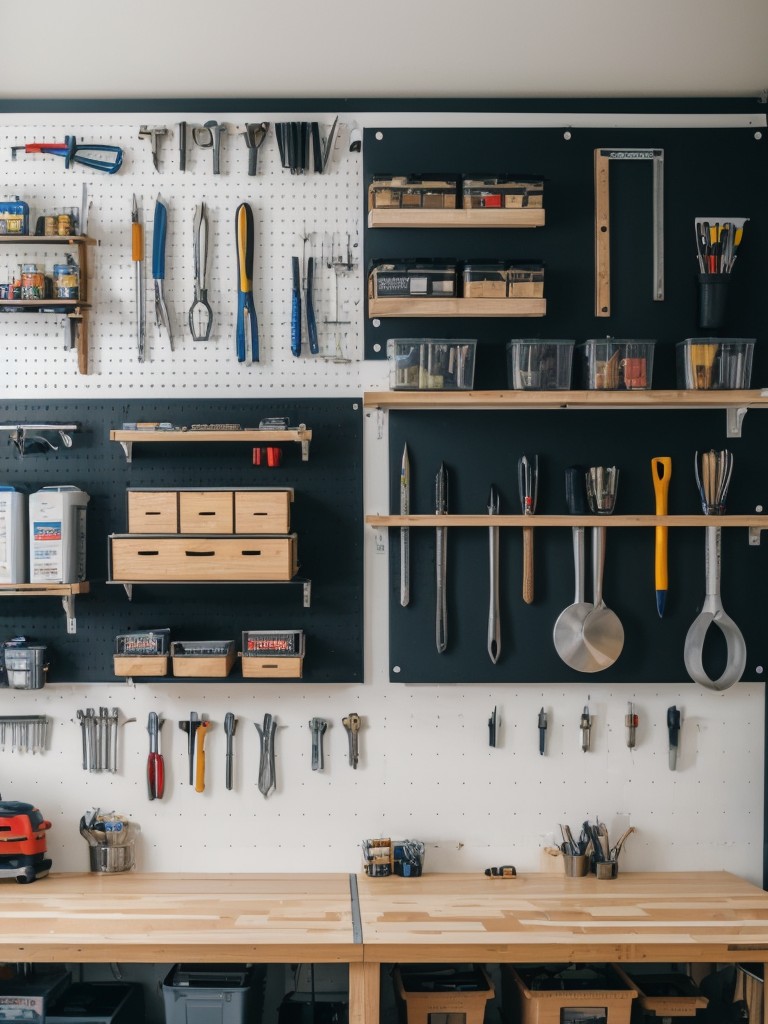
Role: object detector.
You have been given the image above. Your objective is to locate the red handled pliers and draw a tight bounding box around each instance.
[147,711,165,799]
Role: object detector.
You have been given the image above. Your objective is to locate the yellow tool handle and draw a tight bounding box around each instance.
[236,204,252,292]
[652,457,672,591]
[131,221,143,262]
[194,721,211,793]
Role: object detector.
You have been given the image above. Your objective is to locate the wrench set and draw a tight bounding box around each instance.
[0,715,49,753]
[76,707,123,773]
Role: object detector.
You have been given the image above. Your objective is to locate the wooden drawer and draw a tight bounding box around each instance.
[235,490,292,534]
[241,655,304,678]
[110,535,298,581]
[113,654,168,677]
[127,490,178,534]
[179,490,234,534]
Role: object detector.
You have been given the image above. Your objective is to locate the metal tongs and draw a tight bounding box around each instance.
[684,449,745,690]
[189,202,213,340]
[518,454,539,604]
[255,713,277,797]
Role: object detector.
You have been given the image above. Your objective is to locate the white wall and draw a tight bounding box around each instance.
[4,0,768,100]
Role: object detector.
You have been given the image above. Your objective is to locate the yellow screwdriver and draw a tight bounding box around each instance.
[651,457,672,617]
[131,195,146,362]
[194,720,212,793]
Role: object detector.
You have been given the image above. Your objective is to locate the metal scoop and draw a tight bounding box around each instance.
[189,202,213,340]
[581,466,624,670]
[554,466,601,672]
[684,450,745,690]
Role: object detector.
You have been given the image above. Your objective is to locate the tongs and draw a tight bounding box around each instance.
[189,202,213,340]
[255,713,277,797]
[518,454,539,604]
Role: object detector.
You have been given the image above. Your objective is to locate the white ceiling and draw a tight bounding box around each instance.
[7,0,768,100]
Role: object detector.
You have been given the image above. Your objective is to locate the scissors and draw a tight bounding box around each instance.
[235,202,259,363]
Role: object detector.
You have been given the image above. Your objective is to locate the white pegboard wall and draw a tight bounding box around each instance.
[0,112,363,394]
[0,681,762,880]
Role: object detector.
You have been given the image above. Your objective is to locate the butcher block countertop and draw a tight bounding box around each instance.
[0,872,360,963]
[357,870,768,963]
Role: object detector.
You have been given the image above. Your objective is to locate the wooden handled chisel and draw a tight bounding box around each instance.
[131,195,146,362]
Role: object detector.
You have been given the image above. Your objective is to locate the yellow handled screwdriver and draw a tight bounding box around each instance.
[131,195,146,362]
[651,457,672,617]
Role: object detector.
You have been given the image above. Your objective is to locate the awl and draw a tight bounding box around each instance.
[652,457,672,617]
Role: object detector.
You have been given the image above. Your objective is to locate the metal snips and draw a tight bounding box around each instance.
[255,713,276,797]
[189,201,213,340]
[235,202,259,363]
[152,194,174,350]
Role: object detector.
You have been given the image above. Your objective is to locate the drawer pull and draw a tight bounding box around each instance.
[137,550,160,556]
[144,511,162,516]
[185,550,216,557]
[241,549,262,556]
[198,511,216,516]
[261,663,278,669]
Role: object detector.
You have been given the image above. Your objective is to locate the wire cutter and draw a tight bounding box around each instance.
[12,135,123,174]
[235,202,259,363]
[146,712,164,800]
[152,195,173,350]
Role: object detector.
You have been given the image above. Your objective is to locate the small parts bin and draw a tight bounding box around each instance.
[163,963,264,1024]
[395,964,494,1024]
[613,967,708,1019]
[47,982,144,1024]
[502,963,636,1024]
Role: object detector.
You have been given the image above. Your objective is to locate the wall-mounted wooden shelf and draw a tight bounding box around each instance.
[368,297,546,318]
[367,208,546,229]
[106,577,312,607]
[0,582,89,634]
[110,425,313,463]
[363,389,768,436]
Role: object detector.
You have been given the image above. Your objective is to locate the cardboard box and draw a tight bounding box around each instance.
[28,485,89,583]
[0,486,27,583]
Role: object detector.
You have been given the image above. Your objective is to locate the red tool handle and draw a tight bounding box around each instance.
[147,752,165,800]
[24,143,67,153]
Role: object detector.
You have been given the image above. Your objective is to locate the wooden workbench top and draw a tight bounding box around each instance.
[0,872,361,964]
[356,871,768,964]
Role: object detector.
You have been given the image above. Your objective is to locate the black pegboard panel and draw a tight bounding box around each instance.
[0,398,362,684]
[388,407,768,684]
[363,126,768,380]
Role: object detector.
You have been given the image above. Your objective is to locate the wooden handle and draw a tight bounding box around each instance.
[131,221,143,262]
[522,526,534,604]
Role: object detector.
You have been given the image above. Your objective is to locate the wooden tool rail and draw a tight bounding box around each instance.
[110,426,313,463]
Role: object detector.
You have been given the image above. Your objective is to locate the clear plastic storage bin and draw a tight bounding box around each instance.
[676,338,754,389]
[581,339,656,390]
[507,339,574,390]
[388,339,476,390]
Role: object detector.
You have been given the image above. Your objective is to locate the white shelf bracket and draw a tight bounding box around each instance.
[303,581,312,607]
[119,440,133,463]
[727,406,748,438]
[62,594,77,634]
[749,526,765,546]
[122,583,134,601]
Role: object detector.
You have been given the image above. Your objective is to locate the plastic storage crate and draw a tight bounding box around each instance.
[502,963,636,1024]
[163,963,265,1024]
[46,981,144,1024]
[395,964,494,1024]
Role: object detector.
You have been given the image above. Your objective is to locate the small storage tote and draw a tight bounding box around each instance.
[163,963,264,1024]
[501,963,636,1024]
[676,338,754,389]
[395,964,494,1024]
[581,339,655,390]
[388,339,476,390]
[507,339,574,390]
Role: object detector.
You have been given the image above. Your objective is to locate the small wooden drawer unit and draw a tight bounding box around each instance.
[179,490,234,534]
[110,534,298,581]
[113,654,169,677]
[235,489,292,534]
[127,490,179,534]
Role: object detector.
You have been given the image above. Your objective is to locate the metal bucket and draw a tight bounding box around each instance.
[4,646,48,689]
[88,843,135,873]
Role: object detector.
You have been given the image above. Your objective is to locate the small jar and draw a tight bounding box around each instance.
[56,213,71,236]
[44,215,56,236]
[53,262,79,300]
[20,263,45,299]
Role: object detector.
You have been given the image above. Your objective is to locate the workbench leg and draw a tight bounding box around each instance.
[349,962,380,1024]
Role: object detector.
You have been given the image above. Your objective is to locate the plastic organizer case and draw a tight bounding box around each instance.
[388,339,476,390]
[676,338,754,389]
[507,339,574,390]
[580,339,656,390]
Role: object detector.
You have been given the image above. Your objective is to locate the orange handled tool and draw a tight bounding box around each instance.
[194,720,212,793]
[131,194,146,362]
[651,457,672,617]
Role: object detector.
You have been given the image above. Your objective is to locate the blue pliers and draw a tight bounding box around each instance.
[13,135,123,174]
[235,202,259,363]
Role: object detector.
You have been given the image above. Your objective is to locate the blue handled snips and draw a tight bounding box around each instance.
[12,135,123,174]
[235,202,259,364]
[153,194,174,350]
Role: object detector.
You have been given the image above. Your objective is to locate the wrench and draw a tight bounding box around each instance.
[342,713,361,769]
[309,718,328,771]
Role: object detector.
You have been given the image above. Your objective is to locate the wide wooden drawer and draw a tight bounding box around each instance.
[179,491,234,534]
[241,655,304,678]
[110,535,298,581]
[127,490,178,534]
[235,490,292,534]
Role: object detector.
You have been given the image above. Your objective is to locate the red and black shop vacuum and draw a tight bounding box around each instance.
[0,799,52,882]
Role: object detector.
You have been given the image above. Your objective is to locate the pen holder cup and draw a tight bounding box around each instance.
[697,273,729,330]
[586,466,619,515]
[563,854,588,877]
[595,859,619,880]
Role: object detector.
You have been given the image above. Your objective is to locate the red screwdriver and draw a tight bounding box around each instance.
[147,711,165,800]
